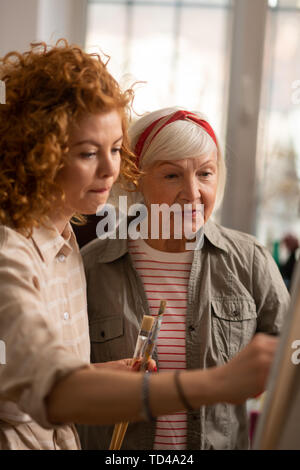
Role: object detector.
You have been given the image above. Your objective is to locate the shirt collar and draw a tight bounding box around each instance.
[31,221,78,265]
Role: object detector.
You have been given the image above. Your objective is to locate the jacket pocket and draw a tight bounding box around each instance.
[211,299,257,359]
[89,316,124,343]
[89,316,125,363]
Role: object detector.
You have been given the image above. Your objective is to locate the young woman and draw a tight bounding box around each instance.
[79,107,289,450]
[0,42,279,450]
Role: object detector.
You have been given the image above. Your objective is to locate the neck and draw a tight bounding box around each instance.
[49,208,73,235]
[143,212,199,252]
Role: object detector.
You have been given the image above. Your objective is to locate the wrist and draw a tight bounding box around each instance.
[183,368,226,408]
[205,365,229,404]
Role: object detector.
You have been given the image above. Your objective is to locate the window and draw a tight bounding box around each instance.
[85,0,300,248]
[256,0,300,248]
[86,0,232,140]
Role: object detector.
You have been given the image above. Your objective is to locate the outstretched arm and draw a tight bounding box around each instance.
[46,333,278,426]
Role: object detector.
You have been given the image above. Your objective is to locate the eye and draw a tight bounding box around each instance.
[198,171,213,178]
[112,147,121,155]
[165,173,179,179]
[80,152,97,159]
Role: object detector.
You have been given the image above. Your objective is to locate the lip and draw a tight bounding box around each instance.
[184,209,202,213]
[184,210,203,220]
[192,210,201,219]
[89,187,110,193]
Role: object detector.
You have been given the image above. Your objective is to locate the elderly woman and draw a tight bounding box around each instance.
[0,44,278,450]
[79,107,289,450]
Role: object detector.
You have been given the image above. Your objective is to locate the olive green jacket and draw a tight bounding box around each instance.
[77,220,289,450]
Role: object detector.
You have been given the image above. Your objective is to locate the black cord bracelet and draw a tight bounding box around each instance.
[174,370,194,412]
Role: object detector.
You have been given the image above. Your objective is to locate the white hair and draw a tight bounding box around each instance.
[109,106,226,210]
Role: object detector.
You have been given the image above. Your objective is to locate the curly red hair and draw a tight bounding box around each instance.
[0,39,139,234]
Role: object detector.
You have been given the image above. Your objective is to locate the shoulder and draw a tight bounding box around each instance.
[0,225,35,262]
[206,222,288,306]
[206,221,276,277]
[216,222,257,246]
[220,224,275,262]
[206,220,264,254]
[0,225,43,288]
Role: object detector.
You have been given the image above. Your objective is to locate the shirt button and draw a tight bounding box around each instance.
[58,254,66,262]
[63,312,69,320]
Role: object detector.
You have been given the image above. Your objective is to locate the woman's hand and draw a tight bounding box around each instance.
[93,358,157,373]
[214,333,279,405]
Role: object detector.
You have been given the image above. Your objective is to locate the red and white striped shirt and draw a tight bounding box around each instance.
[129,237,193,450]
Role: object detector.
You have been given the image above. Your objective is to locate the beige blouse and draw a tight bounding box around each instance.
[0,222,91,449]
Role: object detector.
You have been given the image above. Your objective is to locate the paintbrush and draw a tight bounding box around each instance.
[140,300,166,372]
[109,314,155,450]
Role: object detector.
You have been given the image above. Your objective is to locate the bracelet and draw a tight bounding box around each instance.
[141,372,155,422]
[174,370,194,412]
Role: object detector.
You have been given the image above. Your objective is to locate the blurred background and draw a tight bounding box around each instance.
[0,0,299,285]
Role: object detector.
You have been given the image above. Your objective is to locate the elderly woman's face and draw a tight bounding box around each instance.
[139,152,218,225]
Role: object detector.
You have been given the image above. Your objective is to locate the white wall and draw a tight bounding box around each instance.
[221,0,268,234]
[0,0,40,56]
[0,0,87,57]
[37,0,87,47]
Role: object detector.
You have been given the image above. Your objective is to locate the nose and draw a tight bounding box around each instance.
[181,175,201,203]
[96,150,118,179]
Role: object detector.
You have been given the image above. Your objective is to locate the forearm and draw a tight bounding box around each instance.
[46,333,277,426]
[47,366,143,425]
[46,366,220,426]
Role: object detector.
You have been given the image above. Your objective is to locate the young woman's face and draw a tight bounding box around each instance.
[57,110,122,216]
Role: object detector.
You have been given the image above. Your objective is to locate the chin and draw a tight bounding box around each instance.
[79,199,110,215]
[76,205,102,216]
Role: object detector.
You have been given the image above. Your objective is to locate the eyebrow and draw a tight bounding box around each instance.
[72,135,123,147]
[158,159,216,169]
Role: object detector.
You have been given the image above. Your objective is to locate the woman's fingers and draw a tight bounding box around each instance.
[131,358,157,372]
[146,358,157,372]
[93,357,157,373]
[222,333,279,404]
[93,359,132,371]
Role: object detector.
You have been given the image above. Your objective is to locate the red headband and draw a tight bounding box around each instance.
[134,110,218,167]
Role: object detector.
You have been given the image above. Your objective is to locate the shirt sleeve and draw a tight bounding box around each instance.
[252,242,290,334]
[0,232,90,429]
